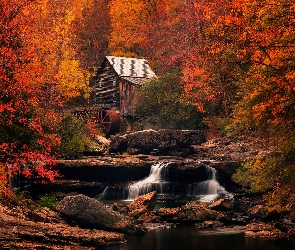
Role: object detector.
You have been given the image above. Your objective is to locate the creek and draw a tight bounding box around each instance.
[111,226,295,250]
[96,162,295,250]
[96,162,233,203]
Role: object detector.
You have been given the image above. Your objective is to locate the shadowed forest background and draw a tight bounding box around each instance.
[1,0,295,214]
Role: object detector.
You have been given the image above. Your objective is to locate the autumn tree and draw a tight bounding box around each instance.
[109,0,154,58]
[110,0,198,71]
[0,0,61,195]
[232,0,295,135]
[21,0,93,103]
[138,0,198,72]
[179,0,248,117]
[71,0,111,72]
[228,0,295,212]
[136,70,203,129]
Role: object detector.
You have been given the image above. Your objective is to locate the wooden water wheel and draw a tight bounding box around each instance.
[97,109,120,135]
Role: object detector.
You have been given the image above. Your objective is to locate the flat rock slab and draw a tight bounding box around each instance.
[245,222,286,239]
[109,129,206,154]
[158,201,222,222]
[0,203,126,249]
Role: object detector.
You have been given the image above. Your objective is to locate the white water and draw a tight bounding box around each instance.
[95,186,109,199]
[96,163,232,203]
[187,165,232,203]
[127,162,169,200]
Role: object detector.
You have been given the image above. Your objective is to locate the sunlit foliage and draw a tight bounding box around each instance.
[0,0,109,196]
[0,0,61,196]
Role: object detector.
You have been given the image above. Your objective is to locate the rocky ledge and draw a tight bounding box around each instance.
[26,134,280,212]
[1,189,295,249]
[5,133,284,248]
[0,201,126,249]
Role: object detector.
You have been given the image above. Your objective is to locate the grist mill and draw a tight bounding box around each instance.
[72,56,156,135]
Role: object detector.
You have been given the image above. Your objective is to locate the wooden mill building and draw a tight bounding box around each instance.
[91,56,156,116]
[88,56,156,134]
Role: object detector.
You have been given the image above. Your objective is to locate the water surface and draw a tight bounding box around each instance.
[111,226,295,250]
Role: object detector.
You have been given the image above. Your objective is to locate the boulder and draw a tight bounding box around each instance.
[158,207,181,219]
[158,201,222,222]
[56,194,145,235]
[195,220,224,229]
[109,129,206,155]
[231,214,252,225]
[177,201,221,222]
[137,211,161,223]
[245,222,286,239]
[209,198,232,212]
[127,191,157,218]
[247,205,280,220]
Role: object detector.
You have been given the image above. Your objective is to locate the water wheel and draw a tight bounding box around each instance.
[97,109,120,135]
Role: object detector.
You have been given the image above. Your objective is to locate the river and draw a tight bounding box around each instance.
[110,226,295,250]
[98,162,295,250]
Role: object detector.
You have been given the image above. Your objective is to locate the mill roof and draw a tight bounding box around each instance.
[105,56,156,85]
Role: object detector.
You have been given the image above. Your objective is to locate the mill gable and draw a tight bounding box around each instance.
[91,56,156,117]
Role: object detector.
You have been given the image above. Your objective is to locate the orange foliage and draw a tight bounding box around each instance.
[0,0,109,196]
[232,0,295,133]
[71,0,110,71]
[19,0,93,102]
[0,0,61,195]
[109,0,151,57]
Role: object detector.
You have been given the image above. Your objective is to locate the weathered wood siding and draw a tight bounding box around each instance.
[92,60,120,110]
[119,79,138,116]
[92,60,139,116]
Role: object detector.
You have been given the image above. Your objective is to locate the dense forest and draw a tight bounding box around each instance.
[1,0,295,213]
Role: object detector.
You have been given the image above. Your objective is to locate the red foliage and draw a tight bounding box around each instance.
[0,0,60,195]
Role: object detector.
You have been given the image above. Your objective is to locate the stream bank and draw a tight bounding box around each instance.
[2,132,294,249]
[30,134,270,199]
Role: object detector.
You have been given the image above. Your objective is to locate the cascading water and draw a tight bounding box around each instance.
[187,165,232,203]
[95,186,109,200]
[96,162,232,204]
[127,162,170,200]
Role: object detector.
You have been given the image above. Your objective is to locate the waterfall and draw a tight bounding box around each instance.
[127,162,169,200]
[95,186,109,200]
[197,167,220,195]
[187,165,232,203]
[95,162,232,204]
[9,170,31,191]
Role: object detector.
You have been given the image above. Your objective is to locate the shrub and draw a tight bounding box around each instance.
[38,194,57,210]
[233,136,295,212]
[56,114,88,158]
[136,70,203,129]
